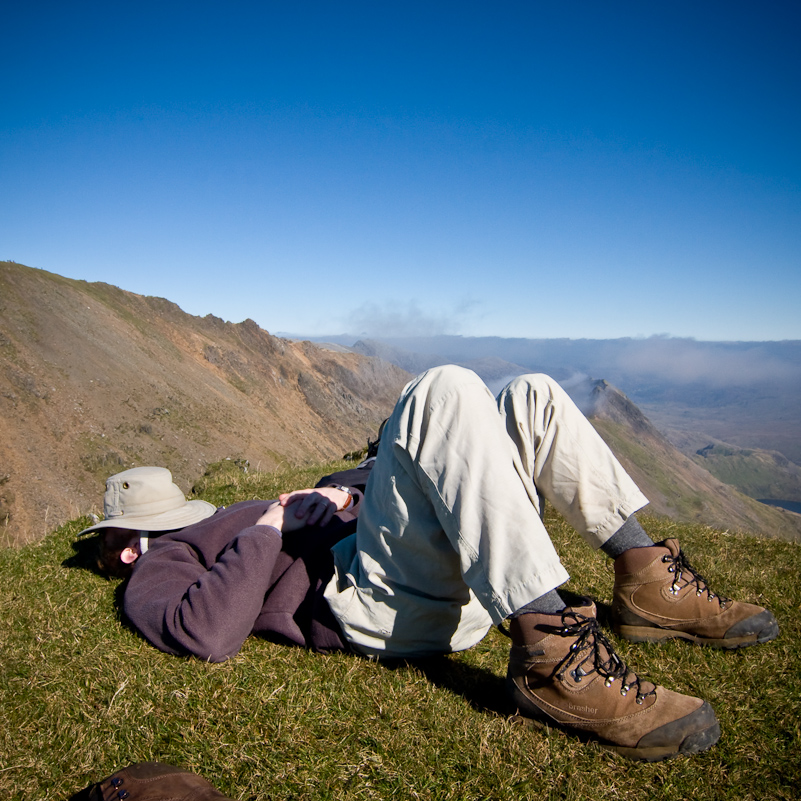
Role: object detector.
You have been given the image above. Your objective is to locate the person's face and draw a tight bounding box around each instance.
[97,527,142,577]
[107,527,141,557]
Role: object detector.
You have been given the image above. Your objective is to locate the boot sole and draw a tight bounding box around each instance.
[510,709,720,763]
[612,716,721,762]
[508,678,720,762]
[615,620,779,649]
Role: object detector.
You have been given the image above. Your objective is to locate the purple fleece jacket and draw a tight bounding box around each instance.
[123,501,358,661]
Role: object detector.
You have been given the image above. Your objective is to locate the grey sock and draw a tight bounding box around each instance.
[511,588,566,617]
[601,515,655,559]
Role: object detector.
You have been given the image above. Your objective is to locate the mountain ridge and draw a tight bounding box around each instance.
[587,379,801,541]
[351,338,801,541]
[3,261,799,546]
[339,335,801,464]
[0,262,409,544]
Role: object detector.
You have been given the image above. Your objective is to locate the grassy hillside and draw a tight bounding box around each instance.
[1,461,799,800]
[692,443,801,502]
[588,380,801,543]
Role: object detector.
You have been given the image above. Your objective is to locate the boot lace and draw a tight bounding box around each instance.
[662,548,731,607]
[551,609,656,705]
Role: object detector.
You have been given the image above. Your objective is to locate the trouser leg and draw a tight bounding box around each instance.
[337,366,649,656]
[356,365,570,628]
[496,374,648,549]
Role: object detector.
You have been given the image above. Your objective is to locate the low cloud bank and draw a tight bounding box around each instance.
[608,338,800,387]
[344,335,801,390]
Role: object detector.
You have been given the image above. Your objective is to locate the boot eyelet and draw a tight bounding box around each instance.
[636,697,644,705]
[605,678,614,687]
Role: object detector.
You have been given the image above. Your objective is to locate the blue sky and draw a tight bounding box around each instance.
[2,1,800,341]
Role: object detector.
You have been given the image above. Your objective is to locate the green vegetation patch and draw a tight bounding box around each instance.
[0,464,799,799]
[694,444,801,502]
[77,433,127,479]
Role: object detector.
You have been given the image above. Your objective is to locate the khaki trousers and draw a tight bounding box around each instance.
[325,365,648,657]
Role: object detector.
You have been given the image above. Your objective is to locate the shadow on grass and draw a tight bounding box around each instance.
[382,655,509,717]
[382,595,617,720]
[62,534,133,628]
[395,598,615,719]
[62,533,103,574]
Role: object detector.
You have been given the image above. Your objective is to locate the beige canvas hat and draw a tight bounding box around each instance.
[78,466,216,536]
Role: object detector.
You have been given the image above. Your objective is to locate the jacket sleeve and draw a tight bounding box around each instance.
[123,525,283,662]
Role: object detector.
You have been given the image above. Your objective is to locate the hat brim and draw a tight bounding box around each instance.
[78,498,217,537]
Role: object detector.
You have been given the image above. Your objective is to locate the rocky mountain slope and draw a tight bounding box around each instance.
[3,261,798,546]
[0,262,409,545]
[587,379,801,542]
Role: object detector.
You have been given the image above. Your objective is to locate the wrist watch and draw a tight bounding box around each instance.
[330,484,355,509]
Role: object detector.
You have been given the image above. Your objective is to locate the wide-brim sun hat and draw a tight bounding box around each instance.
[78,466,216,536]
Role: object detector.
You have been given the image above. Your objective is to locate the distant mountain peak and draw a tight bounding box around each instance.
[588,379,654,435]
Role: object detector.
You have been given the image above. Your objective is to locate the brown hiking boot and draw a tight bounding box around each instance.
[506,600,720,762]
[68,762,234,800]
[612,539,779,648]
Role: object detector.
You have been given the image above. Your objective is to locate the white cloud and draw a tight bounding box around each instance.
[342,298,479,339]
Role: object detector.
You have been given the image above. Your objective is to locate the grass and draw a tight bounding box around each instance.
[693,445,801,502]
[1,459,800,799]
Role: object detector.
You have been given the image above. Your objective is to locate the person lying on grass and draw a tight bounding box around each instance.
[80,366,779,763]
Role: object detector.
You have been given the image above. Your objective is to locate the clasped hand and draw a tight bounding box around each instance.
[255,486,351,533]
